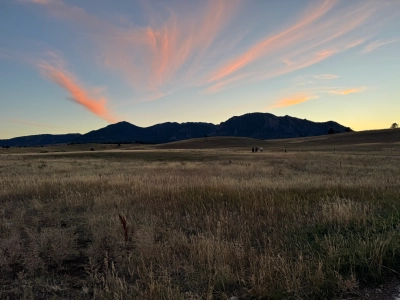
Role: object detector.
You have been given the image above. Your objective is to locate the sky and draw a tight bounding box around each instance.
[1,0,399,139]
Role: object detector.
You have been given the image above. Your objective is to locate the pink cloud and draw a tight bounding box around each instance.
[28,0,240,98]
[26,0,397,99]
[38,57,117,123]
[205,0,336,84]
[201,0,384,93]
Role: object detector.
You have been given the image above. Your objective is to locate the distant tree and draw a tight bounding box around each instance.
[390,123,398,129]
[328,128,336,134]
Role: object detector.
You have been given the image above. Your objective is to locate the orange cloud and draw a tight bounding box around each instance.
[30,0,240,97]
[328,87,367,95]
[201,1,385,93]
[271,94,319,108]
[27,0,396,100]
[207,48,337,93]
[206,0,335,84]
[38,59,117,123]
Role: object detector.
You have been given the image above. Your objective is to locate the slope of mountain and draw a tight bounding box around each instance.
[213,113,345,139]
[76,121,216,144]
[0,133,81,147]
[1,113,348,146]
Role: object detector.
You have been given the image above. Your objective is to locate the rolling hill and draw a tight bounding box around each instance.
[153,128,400,152]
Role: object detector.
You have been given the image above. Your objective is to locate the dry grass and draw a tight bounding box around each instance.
[1,150,400,299]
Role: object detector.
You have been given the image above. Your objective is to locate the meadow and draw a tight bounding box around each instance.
[1,137,400,299]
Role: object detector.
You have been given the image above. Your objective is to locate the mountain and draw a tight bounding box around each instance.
[76,113,347,144]
[76,121,216,144]
[213,113,345,139]
[0,133,81,147]
[0,113,348,147]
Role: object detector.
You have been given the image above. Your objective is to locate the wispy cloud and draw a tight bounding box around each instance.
[313,74,338,80]
[28,0,240,99]
[346,38,369,49]
[37,54,117,123]
[8,119,57,129]
[328,87,367,95]
[271,94,319,108]
[203,74,248,94]
[362,39,398,53]
[206,0,335,84]
[200,0,385,93]
[25,0,397,100]
[32,0,52,4]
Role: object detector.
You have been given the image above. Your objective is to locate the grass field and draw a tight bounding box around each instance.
[1,131,400,299]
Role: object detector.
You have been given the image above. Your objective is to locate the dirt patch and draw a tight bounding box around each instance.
[338,278,400,300]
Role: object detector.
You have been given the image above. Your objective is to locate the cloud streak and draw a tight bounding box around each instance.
[329,87,367,95]
[271,94,319,108]
[313,74,338,80]
[362,39,398,53]
[28,0,240,99]
[26,0,398,100]
[8,119,57,129]
[38,56,117,123]
[206,0,335,84]
[201,0,390,93]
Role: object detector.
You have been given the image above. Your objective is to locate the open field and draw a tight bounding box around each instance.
[153,129,400,153]
[1,132,400,299]
[1,128,400,155]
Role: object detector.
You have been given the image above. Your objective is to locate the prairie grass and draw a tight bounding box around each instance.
[1,150,400,299]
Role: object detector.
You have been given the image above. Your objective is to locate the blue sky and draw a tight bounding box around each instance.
[1,0,399,139]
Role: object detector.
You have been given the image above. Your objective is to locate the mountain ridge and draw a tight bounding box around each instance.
[0,112,349,147]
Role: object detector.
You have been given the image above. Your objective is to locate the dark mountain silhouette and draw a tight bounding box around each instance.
[213,113,345,139]
[0,113,348,147]
[78,121,215,144]
[0,133,81,147]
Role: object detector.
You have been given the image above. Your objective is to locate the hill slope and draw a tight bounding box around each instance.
[0,133,81,147]
[153,128,400,151]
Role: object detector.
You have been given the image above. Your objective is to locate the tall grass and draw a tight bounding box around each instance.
[1,151,400,299]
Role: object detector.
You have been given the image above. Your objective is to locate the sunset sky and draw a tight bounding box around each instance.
[1,0,399,139]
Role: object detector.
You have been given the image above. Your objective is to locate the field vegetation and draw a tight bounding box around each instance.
[1,134,400,299]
